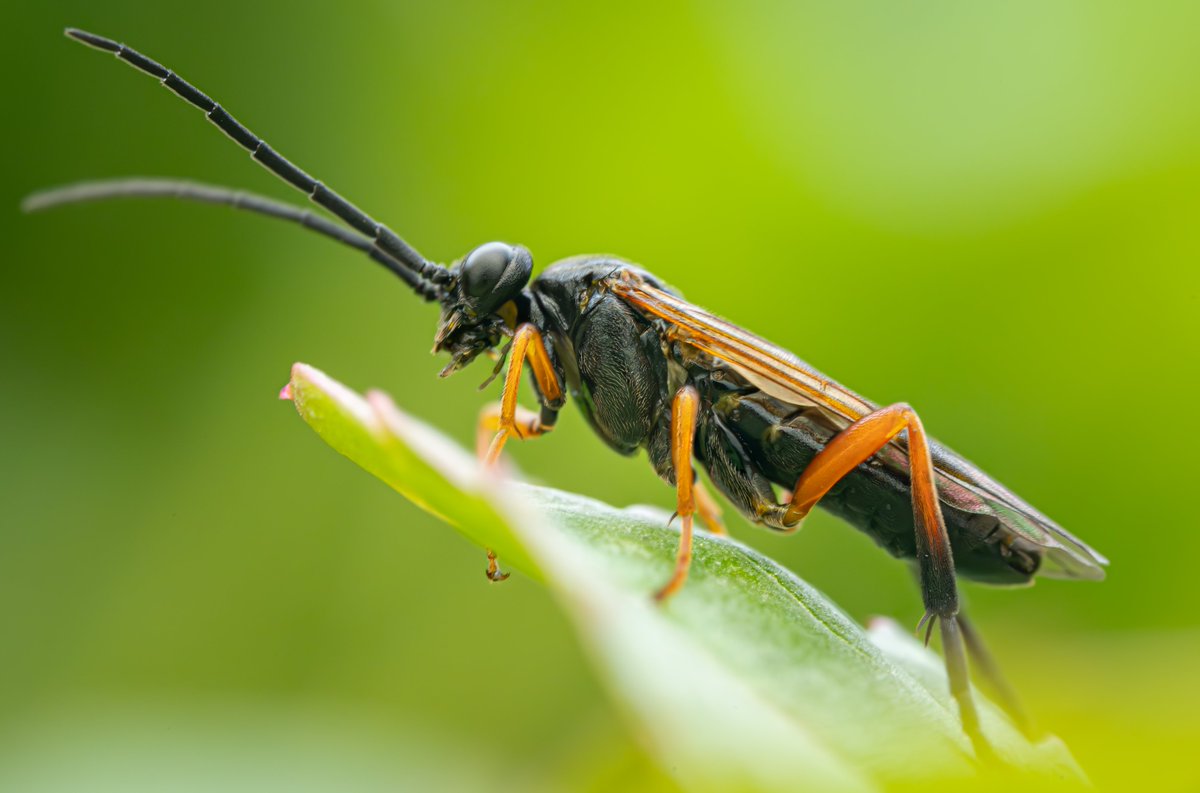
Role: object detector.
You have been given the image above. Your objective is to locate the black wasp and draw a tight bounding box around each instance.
[26,28,1107,760]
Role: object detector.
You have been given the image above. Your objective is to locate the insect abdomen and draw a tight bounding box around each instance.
[709,383,1039,585]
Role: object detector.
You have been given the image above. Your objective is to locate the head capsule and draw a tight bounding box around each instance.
[432,241,533,376]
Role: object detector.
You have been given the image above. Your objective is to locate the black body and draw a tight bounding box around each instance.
[522,258,1036,586]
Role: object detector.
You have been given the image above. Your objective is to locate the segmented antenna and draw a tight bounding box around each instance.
[63,27,452,295]
[23,178,442,301]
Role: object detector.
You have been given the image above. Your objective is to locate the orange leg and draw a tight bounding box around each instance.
[479,323,563,466]
[475,404,540,582]
[781,403,956,621]
[654,385,701,602]
[476,403,544,462]
[475,323,563,582]
[484,549,510,582]
[782,403,989,759]
[694,477,727,536]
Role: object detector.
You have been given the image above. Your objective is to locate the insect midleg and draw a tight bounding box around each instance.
[778,403,991,758]
[694,477,727,536]
[653,385,701,602]
[480,324,562,466]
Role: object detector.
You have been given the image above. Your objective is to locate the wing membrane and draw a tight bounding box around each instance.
[612,275,1108,581]
[612,275,876,422]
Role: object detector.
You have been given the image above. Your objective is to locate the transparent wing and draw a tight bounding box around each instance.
[611,275,1108,581]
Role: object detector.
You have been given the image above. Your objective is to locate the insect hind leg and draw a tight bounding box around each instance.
[776,402,999,759]
[958,611,1036,739]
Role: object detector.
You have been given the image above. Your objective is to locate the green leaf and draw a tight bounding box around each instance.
[285,363,1086,792]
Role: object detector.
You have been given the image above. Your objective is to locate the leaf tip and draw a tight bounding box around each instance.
[290,361,316,384]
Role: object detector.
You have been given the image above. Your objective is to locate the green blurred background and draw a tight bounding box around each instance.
[2,1,1198,790]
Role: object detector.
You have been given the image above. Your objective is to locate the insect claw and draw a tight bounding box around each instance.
[916,611,938,647]
[485,549,510,582]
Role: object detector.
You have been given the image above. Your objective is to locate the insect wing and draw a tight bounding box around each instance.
[612,275,1108,581]
[610,275,877,422]
[928,443,1108,580]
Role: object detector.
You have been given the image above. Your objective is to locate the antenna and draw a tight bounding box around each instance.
[23,178,442,301]
[64,27,451,296]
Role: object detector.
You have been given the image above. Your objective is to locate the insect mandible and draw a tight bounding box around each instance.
[26,28,1108,760]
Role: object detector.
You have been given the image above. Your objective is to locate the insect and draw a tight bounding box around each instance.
[28,28,1107,760]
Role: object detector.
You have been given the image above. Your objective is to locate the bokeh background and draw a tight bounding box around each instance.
[2,1,1198,790]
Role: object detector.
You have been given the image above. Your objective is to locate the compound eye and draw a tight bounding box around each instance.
[463,242,516,298]
[459,241,534,315]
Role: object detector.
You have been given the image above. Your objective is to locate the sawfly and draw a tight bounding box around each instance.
[25,28,1108,759]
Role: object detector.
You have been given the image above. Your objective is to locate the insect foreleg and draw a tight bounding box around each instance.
[479,324,562,466]
[476,403,546,461]
[469,324,563,583]
[484,549,510,583]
